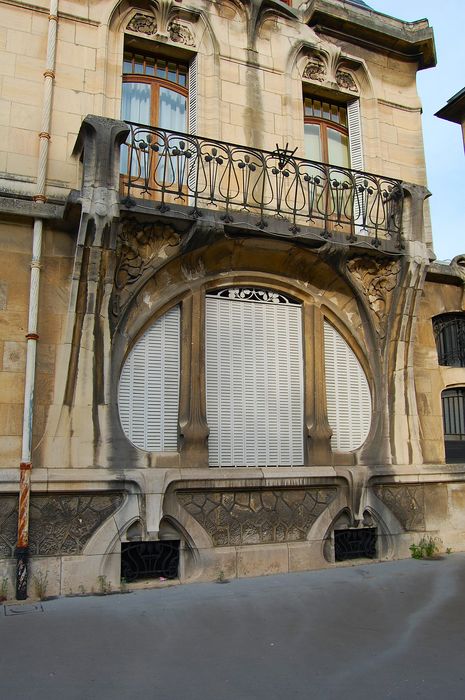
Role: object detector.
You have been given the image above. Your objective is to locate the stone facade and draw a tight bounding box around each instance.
[0,0,464,598]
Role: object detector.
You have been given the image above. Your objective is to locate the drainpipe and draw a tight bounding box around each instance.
[15,0,59,600]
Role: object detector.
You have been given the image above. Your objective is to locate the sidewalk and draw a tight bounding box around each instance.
[1,554,465,699]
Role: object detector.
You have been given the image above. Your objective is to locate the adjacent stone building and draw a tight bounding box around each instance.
[0,0,464,598]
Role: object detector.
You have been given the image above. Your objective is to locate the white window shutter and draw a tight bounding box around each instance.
[118,306,180,451]
[347,99,364,170]
[324,320,371,452]
[188,55,198,136]
[206,293,304,467]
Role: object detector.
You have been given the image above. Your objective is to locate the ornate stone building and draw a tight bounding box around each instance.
[1,0,464,598]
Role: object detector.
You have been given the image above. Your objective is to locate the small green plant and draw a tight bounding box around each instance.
[0,576,9,602]
[446,547,452,555]
[97,575,112,595]
[409,536,440,560]
[216,569,229,583]
[120,577,128,593]
[32,570,49,600]
[78,584,87,596]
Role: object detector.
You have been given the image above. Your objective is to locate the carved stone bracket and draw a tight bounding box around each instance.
[112,217,181,318]
[347,256,401,338]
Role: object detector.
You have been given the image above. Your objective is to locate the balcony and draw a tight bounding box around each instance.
[121,122,404,251]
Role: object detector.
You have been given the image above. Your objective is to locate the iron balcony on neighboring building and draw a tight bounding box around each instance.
[121,122,404,251]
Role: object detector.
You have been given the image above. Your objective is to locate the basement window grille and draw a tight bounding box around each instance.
[334,528,377,561]
[121,541,180,582]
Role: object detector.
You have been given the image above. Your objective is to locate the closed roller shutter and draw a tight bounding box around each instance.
[118,306,180,451]
[324,320,371,451]
[206,290,303,467]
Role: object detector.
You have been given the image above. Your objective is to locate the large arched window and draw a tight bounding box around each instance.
[205,288,304,467]
[433,313,465,367]
[442,388,465,463]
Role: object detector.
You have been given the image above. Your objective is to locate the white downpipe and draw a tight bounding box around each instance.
[16,0,58,599]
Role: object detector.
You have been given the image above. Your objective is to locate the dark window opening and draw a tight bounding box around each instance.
[442,388,465,463]
[121,540,180,582]
[433,313,465,367]
[334,528,377,561]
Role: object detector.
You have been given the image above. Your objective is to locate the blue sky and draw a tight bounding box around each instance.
[371,0,465,261]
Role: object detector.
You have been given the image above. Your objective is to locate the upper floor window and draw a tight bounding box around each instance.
[433,313,465,367]
[122,51,188,132]
[304,97,350,168]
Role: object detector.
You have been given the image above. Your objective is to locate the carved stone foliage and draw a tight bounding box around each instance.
[112,218,181,317]
[373,484,425,531]
[167,20,195,46]
[336,70,358,92]
[347,256,401,337]
[303,58,326,83]
[127,13,157,35]
[0,493,124,557]
[177,488,337,546]
[126,9,195,46]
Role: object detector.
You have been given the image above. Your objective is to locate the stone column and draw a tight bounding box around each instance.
[178,290,209,466]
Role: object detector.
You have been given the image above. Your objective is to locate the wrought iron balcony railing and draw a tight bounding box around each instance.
[122,122,404,249]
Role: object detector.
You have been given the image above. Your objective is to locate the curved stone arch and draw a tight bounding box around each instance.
[103,0,221,128]
[321,502,395,563]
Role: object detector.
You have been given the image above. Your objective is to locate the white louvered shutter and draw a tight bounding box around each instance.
[347,99,364,170]
[324,320,371,451]
[118,306,180,451]
[188,55,198,202]
[347,99,365,230]
[206,292,304,467]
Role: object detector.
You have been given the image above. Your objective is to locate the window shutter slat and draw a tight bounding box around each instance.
[324,320,371,452]
[118,306,180,451]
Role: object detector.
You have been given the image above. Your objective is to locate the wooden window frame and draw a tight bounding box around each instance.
[122,51,189,129]
[303,97,349,165]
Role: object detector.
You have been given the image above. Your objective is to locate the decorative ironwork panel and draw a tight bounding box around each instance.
[0,493,124,557]
[121,541,180,581]
[334,528,377,561]
[206,287,299,305]
[122,124,404,249]
[433,314,465,367]
[177,488,337,546]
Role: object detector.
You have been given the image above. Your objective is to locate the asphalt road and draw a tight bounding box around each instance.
[2,554,465,700]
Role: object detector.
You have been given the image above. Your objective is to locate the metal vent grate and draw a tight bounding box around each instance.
[121,541,180,582]
[334,528,377,561]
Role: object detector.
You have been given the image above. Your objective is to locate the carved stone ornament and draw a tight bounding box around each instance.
[113,218,181,317]
[0,493,124,557]
[372,484,425,531]
[178,487,337,546]
[168,20,195,47]
[347,256,401,337]
[303,59,326,83]
[127,13,157,35]
[336,70,358,92]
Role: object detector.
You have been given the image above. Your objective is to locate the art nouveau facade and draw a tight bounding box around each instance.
[0,0,464,598]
